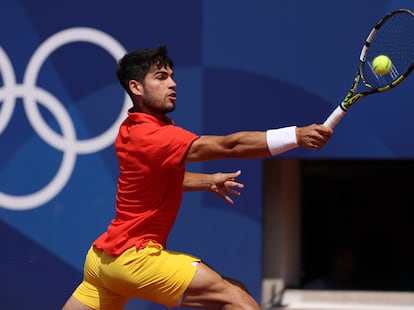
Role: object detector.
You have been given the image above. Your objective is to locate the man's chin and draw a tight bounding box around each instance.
[167,103,176,112]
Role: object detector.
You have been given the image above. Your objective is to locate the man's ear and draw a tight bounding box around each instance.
[129,80,143,95]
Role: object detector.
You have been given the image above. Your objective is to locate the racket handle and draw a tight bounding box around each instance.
[323,105,346,128]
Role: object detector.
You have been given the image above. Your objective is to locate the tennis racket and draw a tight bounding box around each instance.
[324,8,414,128]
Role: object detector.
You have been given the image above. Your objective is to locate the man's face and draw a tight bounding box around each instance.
[141,65,177,115]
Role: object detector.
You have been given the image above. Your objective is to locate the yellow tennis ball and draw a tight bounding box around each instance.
[372,55,392,75]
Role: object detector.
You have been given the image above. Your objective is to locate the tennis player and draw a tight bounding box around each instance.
[62,45,333,310]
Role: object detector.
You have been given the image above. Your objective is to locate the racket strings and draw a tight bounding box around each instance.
[363,10,414,89]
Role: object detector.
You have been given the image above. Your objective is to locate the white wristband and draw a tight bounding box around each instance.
[266,126,298,156]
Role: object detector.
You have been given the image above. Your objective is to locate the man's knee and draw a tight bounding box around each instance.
[223,276,250,293]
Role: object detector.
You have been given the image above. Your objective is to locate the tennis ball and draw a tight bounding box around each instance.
[372,55,392,75]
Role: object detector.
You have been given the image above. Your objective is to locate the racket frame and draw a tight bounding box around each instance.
[324,8,414,128]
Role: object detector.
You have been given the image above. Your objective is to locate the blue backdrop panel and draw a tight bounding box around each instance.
[1,0,413,309]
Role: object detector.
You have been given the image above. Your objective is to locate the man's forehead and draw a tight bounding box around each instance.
[149,64,173,74]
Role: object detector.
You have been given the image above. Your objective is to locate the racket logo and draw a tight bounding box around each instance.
[343,93,364,110]
[0,27,129,211]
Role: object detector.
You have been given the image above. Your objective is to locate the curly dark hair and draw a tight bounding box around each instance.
[116,45,173,97]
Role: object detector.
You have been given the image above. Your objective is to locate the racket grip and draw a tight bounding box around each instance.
[323,105,346,128]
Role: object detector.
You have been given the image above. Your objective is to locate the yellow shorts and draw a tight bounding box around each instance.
[72,242,200,309]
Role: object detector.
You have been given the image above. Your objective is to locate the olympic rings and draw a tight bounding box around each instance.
[0,27,129,211]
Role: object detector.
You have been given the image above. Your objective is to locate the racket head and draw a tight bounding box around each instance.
[360,9,414,91]
[326,9,414,127]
